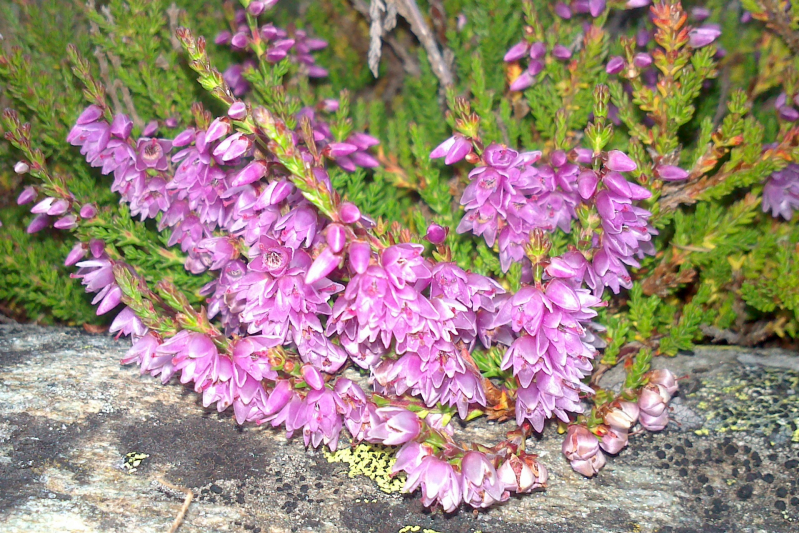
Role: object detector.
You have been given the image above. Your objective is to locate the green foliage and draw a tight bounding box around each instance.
[1,0,798,363]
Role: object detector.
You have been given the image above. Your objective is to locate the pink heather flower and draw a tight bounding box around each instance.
[504,41,529,62]
[605,150,637,172]
[17,186,37,205]
[79,203,97,219]
[633,52,652,68]
[497,453,547,493]
[562,425,606,477]
[763,164,799,220]
[365,407,421,445]
[26,214,50,233]
[109,306,147,338]
[639,410,669,431]
[552,44,572,60]
[688,26,721,48]
[403,455,463,512]
[603,400,640,430]
[430,134,472,165]
[638,383,671,418]
[599,426,629,454]
[647,368,679,396]
[65,242,88,266]
[461,451,508,508]
[655,165,690,181]
[606,56,625,74]
[14,161,29,174]
[555,2,571,19]
[301,388,344,450]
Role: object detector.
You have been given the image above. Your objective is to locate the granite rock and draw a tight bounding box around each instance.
[0,324,798,533]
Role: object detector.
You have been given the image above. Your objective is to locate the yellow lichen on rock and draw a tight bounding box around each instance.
[324,442,406,494]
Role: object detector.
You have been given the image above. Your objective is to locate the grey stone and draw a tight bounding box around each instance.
[0,324,798,533]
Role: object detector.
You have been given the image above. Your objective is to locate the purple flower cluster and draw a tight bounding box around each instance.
[216,4,327,96]
[26,0,692,513]
[763,164,799,220]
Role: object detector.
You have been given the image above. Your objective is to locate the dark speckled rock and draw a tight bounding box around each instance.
[1,324,797,533]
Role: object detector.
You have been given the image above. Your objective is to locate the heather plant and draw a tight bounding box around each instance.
[2,0,799,513]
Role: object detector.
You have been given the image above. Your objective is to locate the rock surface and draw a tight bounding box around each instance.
[1,324,798,533]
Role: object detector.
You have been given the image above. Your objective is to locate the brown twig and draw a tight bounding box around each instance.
[394,0,454,87]
[152,477,194,533]
[349,0,421,77]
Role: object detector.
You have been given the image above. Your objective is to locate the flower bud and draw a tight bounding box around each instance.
[348,242,371,274]
[655,165,689,181]
[54,214,78,230]
[339,202,361,224]
[326,224,347,253]
[80,203,97,219]
[301,364,325,390]
[504,42,529,62]
[142,120,158,137]
[230,160,267,187]
[14,161,29,174]
[110,114,133,139]
[27,214,51,233]
[529,42,546,60]
[96,284,122,315]
[231,32,249,49]
[65,242,87,266]
[326,142,358,158]
[305,247,340,285]
[425,223,447,244]
[688,26,721,48]
[552,44,572,60]
[17,186,37,205]
[228,101,247,121]
[606,56,624,74]
[605,150,637,172]
[263,380,293,416]
[247,1,266,16]
[578,170,599,199]
[633,53,652,68]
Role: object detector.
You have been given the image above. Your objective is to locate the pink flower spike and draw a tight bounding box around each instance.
[305,247,340,285]
[656,165,689,181]
[605,150,637,172]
